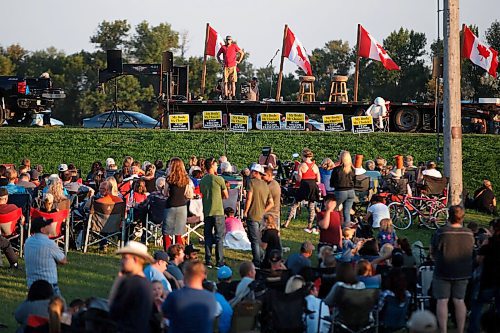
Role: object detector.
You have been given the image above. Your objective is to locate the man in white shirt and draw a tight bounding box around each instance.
[365,195,390,228]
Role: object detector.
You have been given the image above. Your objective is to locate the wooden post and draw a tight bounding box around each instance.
[201,23,210,96]
[443,0,462,205]
[275,24,288,101]
[353,24,361,102]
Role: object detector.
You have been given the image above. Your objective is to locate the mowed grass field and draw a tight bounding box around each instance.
[0,128,498,330]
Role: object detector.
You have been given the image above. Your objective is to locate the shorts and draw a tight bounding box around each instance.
[432,277,469,300]
[224,66,237,83]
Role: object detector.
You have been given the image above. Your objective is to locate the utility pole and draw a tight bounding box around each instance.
[443,0,462,205]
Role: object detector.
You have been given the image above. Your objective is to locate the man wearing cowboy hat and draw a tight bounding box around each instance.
[109,241,156,333]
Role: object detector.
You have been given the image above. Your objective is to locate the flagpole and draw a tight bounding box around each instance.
[201,23,210,97]
[275,24,288,101]
[353,24,361,102]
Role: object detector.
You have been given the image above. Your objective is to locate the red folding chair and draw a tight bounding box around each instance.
[0,207,24,256]
[30,208,70,254]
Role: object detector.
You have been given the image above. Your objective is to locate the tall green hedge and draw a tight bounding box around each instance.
[0,128,498,197]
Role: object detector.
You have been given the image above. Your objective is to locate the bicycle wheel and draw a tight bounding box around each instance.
[388,202,412,230]
[432,208,448,228]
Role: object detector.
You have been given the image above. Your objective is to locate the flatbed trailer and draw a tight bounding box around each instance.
[167,99,500,133]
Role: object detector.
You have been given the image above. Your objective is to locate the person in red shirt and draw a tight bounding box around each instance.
[317,194,343,252]
[217,35,245,100]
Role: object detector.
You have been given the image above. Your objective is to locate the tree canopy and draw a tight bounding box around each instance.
[0,19,498,124]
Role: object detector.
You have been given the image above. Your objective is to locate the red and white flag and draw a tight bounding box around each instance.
[205,25,225,57]
[283,27,313,75]
[358,25,400,71]
[462,25,498,78]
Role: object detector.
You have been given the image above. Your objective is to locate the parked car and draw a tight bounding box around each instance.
[82,111,159,128]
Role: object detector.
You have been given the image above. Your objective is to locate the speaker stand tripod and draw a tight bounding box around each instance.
[102,77,138,128]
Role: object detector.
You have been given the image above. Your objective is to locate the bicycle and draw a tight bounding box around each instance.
[388,194,448,230]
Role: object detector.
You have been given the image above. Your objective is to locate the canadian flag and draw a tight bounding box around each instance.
[205,25,225,57]
[283,27,313,76]
[358,25,400,71]
[462,25,498,78]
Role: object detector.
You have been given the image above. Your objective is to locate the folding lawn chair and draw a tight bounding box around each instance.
[30,208,70,255]
[0,207,25,257]
[143,194,167,246]
[82,199,126,253]
[330,287,380,333]
[183,198,204,244]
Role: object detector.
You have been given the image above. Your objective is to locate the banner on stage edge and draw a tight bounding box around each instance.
[285,112,306,130]
[323,114,345,132]
[351,115,374,134]
[229,114,249,132]
[203,110,223,128]
[169,114,190,131]
[260,113,281,130]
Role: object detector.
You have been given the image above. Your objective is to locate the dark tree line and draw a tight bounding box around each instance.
[0,20,499,125]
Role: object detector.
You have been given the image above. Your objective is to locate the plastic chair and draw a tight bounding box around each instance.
[82,199,126,252]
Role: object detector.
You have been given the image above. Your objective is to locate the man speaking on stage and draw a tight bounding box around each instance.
[217,35,245,100]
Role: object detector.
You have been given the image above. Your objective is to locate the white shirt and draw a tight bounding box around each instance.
[365,104,387,118]
[422,169,442,178]
[305,295,331,333]
[367,203,390,228]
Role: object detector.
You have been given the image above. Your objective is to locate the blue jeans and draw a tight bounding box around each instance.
[467,287,500,333]
[204,215,225,265]
[334,189,355,225]
[246,219,262,267]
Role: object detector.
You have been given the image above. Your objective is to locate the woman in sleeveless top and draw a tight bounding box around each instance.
[283,148,320,232]
[162,157,192,251]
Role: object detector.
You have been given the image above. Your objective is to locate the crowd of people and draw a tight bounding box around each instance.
[0,151,498,333]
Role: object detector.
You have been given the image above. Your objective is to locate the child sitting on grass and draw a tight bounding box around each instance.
[377,218,397,247]
[341,227,366,262]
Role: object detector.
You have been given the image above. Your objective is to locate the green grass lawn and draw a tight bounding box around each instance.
[0,208,494,331]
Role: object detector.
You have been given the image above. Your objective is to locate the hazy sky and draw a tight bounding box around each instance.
[1,0,499,72]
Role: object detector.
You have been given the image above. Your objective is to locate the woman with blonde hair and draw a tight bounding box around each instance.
[330,150,356,226]
[282,148,321,232]
[106,176,120,197]
[162,157,193,250]
[45,175,70,210]
[319,157,335,194]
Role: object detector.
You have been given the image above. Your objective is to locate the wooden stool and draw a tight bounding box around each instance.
[329,75,349,102]
[298,76,316,102]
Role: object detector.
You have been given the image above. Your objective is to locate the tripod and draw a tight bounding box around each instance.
[101,77,138,128]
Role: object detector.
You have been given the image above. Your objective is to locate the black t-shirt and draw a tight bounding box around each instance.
[261,229,281,266]
[330,166,355,191]
[109,275,154,333]
[479,235,500,289]
[216,280,239,301]
[166,183,187,208]
[474,187,495,212]
[431,225,474,280]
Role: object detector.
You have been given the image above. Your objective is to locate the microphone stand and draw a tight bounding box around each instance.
[267,49,280,99]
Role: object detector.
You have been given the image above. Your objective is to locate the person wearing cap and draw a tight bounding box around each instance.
[285,241,314,276]
[105,158,118,178]
[430,206,474,333]
[144,251,172,292]
[216,265,239,301]
[24,217,68,295]
[408,310,438,333]
[163,260,219,333]
[109,241,156,333]
[0,169,27,195]
[200,157,228,268]
[217,35,245,100]
[244,163,274,267]
[283,148,320,232]
[57,163,68,177]
[179,244,200,272]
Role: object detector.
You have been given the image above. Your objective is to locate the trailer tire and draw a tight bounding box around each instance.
[393,107,420,132]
